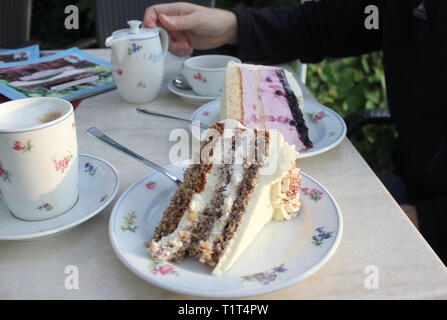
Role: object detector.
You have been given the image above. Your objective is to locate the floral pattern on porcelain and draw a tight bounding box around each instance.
[242,264,287,285]
[312,227,334,246]
[128,43,142,55]
[37,202,53,212]
[144,51,163,64]
[53,151,74,174]
[100,194,108,203]
[193,72,207,83]
[307,110,329,123]
[84,162,97,177]
[136,81,146,88]
[146,181,156,190]
[300,187,323,202]
[149,260,179,276]
[0,162,12,183]
[121,211,138,232]
[13,140,33,153]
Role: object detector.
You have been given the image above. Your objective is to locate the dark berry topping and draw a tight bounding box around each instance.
[275,69,313,149]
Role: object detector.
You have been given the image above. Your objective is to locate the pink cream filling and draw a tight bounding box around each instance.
[240,67,261,128]
[239,67,305,150]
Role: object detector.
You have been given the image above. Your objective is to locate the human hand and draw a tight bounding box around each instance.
[401,204,419,229]
[143,2,238,56]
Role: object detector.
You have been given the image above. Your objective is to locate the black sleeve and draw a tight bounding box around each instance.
[231,0,383,64]
[416,198,447,266]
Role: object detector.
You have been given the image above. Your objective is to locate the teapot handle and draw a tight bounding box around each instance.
[159,27,169,58]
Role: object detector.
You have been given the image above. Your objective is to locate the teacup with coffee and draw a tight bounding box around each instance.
[0,97,78,221]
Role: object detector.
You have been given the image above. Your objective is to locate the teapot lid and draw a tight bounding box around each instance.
[110,20,160,40]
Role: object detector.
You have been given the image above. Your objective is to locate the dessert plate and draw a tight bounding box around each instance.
[0,154,119,241]
[168,77,219,105]
[109,160,342,298]
[190,98,347,159]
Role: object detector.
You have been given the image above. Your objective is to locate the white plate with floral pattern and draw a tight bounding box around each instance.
[0,154,119,241]
[109,160,342,298]
[190,98,347,159]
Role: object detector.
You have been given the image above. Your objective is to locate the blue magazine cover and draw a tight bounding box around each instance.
[0,47,115,101]
[0,45,40,63]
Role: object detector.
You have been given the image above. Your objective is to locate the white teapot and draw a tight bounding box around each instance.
[105,20,169,104]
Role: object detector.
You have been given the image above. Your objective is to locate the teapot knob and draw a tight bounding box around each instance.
[128,20,142,33]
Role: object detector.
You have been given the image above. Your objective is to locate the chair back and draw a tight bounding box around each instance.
[0,0,32,48]
[95,0,214,48]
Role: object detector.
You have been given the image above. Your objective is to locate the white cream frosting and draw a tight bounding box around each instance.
[212,123,300,275]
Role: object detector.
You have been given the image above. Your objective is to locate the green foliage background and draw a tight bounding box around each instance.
[30,0,395,176]
[306,53,396,176]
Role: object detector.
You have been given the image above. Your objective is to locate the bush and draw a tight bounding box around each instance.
[306,53,396,176]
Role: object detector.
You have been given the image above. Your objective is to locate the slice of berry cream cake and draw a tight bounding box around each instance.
[221,61,313,151]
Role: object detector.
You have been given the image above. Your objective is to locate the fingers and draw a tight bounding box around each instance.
[159,12,197,31]
[143,3,195,57]
[143,6,158,28]
[169,40,194,57]
[167,31,194,57]
[143,2,196,29]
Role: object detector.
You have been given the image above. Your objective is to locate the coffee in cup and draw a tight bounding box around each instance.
[0,97,79,221]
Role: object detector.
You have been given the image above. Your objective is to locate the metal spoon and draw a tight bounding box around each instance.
[136,107,210,130]
[86,127,183,186]
[172,75,192,90]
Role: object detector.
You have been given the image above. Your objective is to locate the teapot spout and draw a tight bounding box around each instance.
[105,36,128,64]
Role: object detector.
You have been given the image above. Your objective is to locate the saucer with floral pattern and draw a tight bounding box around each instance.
[0,154,119,241]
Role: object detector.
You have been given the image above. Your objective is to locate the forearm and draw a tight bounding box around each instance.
[222,9,238,45]
[231,0,383,64]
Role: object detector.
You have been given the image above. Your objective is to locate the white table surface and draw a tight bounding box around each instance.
[1,49,446,300]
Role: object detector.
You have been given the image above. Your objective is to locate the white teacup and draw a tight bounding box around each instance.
[182,55,241,97]
[0,97,79,221]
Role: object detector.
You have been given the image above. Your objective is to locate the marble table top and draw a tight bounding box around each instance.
[0,49,446,299]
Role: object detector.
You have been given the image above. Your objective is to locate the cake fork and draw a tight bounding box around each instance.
[136,107,210,130]
[86,127,183,186]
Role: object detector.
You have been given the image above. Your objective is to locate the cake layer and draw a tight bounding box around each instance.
[148,120,269,266]
[212,128,301,275]
[240,67,263,128]
[257,67,308,150]
[221,61,313,152]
